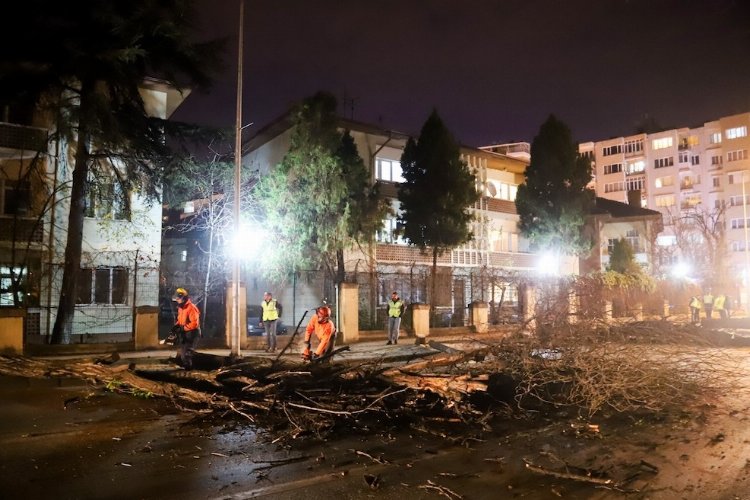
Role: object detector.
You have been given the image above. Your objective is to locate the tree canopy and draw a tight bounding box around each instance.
[515,114,594,256]
[255,92,389,283]
[0,0,219,343]
[397,110,479,304]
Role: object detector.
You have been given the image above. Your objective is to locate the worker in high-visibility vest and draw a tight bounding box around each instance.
[260,291,282,353]
[386,291,406,345]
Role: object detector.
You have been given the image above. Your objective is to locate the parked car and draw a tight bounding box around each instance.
[246,305,288,336]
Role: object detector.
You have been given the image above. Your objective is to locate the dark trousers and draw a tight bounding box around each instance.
[178,329,200,369]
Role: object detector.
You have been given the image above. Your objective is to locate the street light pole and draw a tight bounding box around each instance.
[231,0,245,358]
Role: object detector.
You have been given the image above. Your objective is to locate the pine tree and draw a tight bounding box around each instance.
[515,114,594,256]
[398,110,479,307]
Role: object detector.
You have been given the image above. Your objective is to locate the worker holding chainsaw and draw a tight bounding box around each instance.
[302,306,337,361]
[171,287,201,370]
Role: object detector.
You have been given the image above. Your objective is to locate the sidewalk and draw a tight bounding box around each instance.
[28,328,510,364]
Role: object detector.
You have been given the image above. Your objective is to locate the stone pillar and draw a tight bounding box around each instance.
[0,308,24,355]
[663,300,670,319]
[522,285,536,331]
[225,283,248,349]
[338,282,359,343]
[604,301,613,323]
[411,303,430,343]
[635,304,644,321]
[469,301,488,333]
[134,305,159,350]
[568,292,579,324]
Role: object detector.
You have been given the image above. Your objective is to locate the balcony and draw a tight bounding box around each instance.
[680,182,694,190]
[0,122,47,159]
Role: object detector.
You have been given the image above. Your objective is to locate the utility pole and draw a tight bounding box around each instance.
[231,0,245,358]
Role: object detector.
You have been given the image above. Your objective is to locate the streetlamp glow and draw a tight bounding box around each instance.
[671,261,691,279]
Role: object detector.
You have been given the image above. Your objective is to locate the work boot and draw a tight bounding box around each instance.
[386,341,392,345]
[394,339,398,344]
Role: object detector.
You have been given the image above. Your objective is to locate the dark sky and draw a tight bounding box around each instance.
[172,0,750,147]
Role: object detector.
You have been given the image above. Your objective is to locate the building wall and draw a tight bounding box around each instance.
[582,112,750,283]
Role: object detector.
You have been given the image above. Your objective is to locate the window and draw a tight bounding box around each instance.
[691,155,700,166]
[728,172,747,185]
[626,160,645,174]
[0,265,27,306]
[679,151,689,163]
[603,163,623,175]
[730,218,750,229]
[626,229,642,253]
[655,194,675,207]
[626,176,645,191]
[375,158,404,183]
[732,241,745,252]
[624,139,644,155]
[711,155,723,166]
[655,176,673,188]
[485,180,517,201]
[710,132,722,144]
[85,180,129,220]
[1,180,31,216]
[729,195,750,206]
[713,176,721,188]
[376,217,405,245]
[681,194,702,209]
[726,126,747,139]
[602,145,622,156]
[727,150,748,162]
[180,250,187,262]
[652,137,673,150]
[654,157,674,169]
[604,181,625,193]
[76,267,128,305]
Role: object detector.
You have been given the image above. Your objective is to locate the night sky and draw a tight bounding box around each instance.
[173,0,750,147]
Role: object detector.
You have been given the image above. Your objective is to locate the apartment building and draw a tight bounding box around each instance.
[0,79,186,339]
[580,112,750,295]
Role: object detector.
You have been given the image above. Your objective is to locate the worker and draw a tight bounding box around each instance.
[302,306,337,362]
[689,295,701,324]
[260,291,282,353]
[172,287,201,370]
[702,290,714,320]
[386,291,406,345]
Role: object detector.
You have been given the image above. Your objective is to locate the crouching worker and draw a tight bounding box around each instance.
[172,287,201,370]
[302,306,337,362]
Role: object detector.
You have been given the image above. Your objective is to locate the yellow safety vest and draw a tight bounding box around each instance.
[262,299,279,321]
[388,299,404,318]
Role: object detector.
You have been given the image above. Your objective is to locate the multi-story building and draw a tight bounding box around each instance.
[580,112,750,298]
[0,79,186,340]
[242,117,541,327]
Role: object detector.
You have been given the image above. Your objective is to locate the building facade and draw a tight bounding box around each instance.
[243,117,543,327]
[0,79,186,339]
[580,112,750,297]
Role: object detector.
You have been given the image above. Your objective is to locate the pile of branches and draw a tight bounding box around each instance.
[0,321,739,440]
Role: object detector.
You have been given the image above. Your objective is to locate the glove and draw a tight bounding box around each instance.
[311,353,319,361]
[170,324,184,336]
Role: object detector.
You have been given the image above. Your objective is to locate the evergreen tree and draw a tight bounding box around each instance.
[256,92,388,283]
[608,238,640,274]
[0,0,218,343]
[398,110,479,307]
[516,114,594,256]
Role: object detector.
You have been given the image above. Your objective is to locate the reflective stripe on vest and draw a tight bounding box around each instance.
[262,300,279,321]
[388,299,403,318]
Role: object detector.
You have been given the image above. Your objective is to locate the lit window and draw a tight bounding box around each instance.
[375,158,404,183]
[652,137,673,150]
[655,194,675,207]
[710,132,722,144]
[627,160,645,174]
[180,250,187,262]
[655,176,672,188]
[726,126,747,139]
